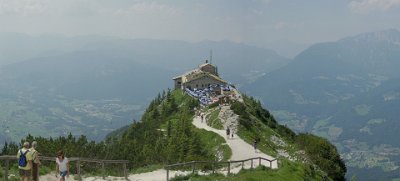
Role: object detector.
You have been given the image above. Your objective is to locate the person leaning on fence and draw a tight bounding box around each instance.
[55,150,69,181]
[17,141,33,181]
[30,141,41,181]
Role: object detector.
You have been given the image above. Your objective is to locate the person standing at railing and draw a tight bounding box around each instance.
[17,141,33,181]
[30,141,41,181]
[55,150,69,181]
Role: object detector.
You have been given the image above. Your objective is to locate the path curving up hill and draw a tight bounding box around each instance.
[39,109,277,181]
[192,114,278,170]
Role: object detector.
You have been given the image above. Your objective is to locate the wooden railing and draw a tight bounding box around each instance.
[164,157,277,181]
[2,155,277,181]
[0,155,129,181]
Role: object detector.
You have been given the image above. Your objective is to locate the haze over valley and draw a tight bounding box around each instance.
[1,0,400,180]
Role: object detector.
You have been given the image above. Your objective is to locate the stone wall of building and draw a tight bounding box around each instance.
[200,64,217,76]
[174,78,182,89]
[184,76,226,89]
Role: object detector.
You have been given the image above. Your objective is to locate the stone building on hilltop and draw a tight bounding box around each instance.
[173,60,227,90]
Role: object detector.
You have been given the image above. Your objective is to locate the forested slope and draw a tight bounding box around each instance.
[1,90,345,180]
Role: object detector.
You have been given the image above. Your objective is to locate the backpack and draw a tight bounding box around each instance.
[18,149,29,167]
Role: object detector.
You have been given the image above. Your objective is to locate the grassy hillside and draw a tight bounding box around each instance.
[1,90,345,180]
[229,95,346,181]
[1,89,231,171]
[170,94,346,180]
[108,89,232,167]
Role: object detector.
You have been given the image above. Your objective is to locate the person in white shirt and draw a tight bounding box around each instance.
[55,150,69,181]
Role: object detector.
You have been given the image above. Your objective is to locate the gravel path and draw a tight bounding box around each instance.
[39,110,277,181]
[192,115,278,169]
[39,170,189,181]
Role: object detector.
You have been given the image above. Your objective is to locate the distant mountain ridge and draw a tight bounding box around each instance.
[0,35,288,147]
[244,29,400,180]
[340,29,400,44]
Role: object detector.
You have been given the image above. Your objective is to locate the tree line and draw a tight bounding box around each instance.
[1,89,216,170]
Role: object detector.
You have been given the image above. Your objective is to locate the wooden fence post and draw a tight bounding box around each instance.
[76,158,81,181]
[241,161,244,170]
[166,168,169,181]
[101,161,105,179]
[227,162,230,175]
[192,162,195,174]
[251,159,253,169]
[123,163,128,180]
[270,160,272,168]
[259,157,261,167]
[4,158,9,181]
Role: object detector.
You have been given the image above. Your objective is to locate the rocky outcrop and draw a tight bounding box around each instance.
[218,105,239,132]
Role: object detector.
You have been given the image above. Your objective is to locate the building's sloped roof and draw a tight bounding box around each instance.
[173,63,226,84]
[184,71,226,84]
[173,68,200,80]
[172,76,182,80]
[199,63,215,69]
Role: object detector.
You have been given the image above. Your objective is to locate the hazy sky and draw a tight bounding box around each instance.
[1,0,400,56]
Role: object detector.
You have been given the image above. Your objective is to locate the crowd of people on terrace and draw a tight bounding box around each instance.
[184,84,234,105]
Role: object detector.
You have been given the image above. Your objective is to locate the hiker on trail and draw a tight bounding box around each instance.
[17,141,33,181]
[30,141,41,181]
[55,150,69,181]
[201,114,204,123]
[231,130,234,139]
[253,138,258,153]
[226,127,230,139]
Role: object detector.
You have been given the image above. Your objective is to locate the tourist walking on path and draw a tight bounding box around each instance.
[17,141,33,181]
[226,127,230,139]
[55,150,69,181]
[253,138,258,153]
[30,141,41,181]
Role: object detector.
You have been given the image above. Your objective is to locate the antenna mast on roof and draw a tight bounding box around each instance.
[209,49,213,64]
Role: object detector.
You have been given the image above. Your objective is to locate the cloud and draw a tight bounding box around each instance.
[0,0,48,15]
[115,1,181,16]
[257,0,272,4]
[273,21,304,30]
[349,0,400,14]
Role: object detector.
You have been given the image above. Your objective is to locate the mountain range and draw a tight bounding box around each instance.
[0,35,288,146]
[244,29,400,180]
[1,29,399,179]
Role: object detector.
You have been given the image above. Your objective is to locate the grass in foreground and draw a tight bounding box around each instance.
[170,160,328,181]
